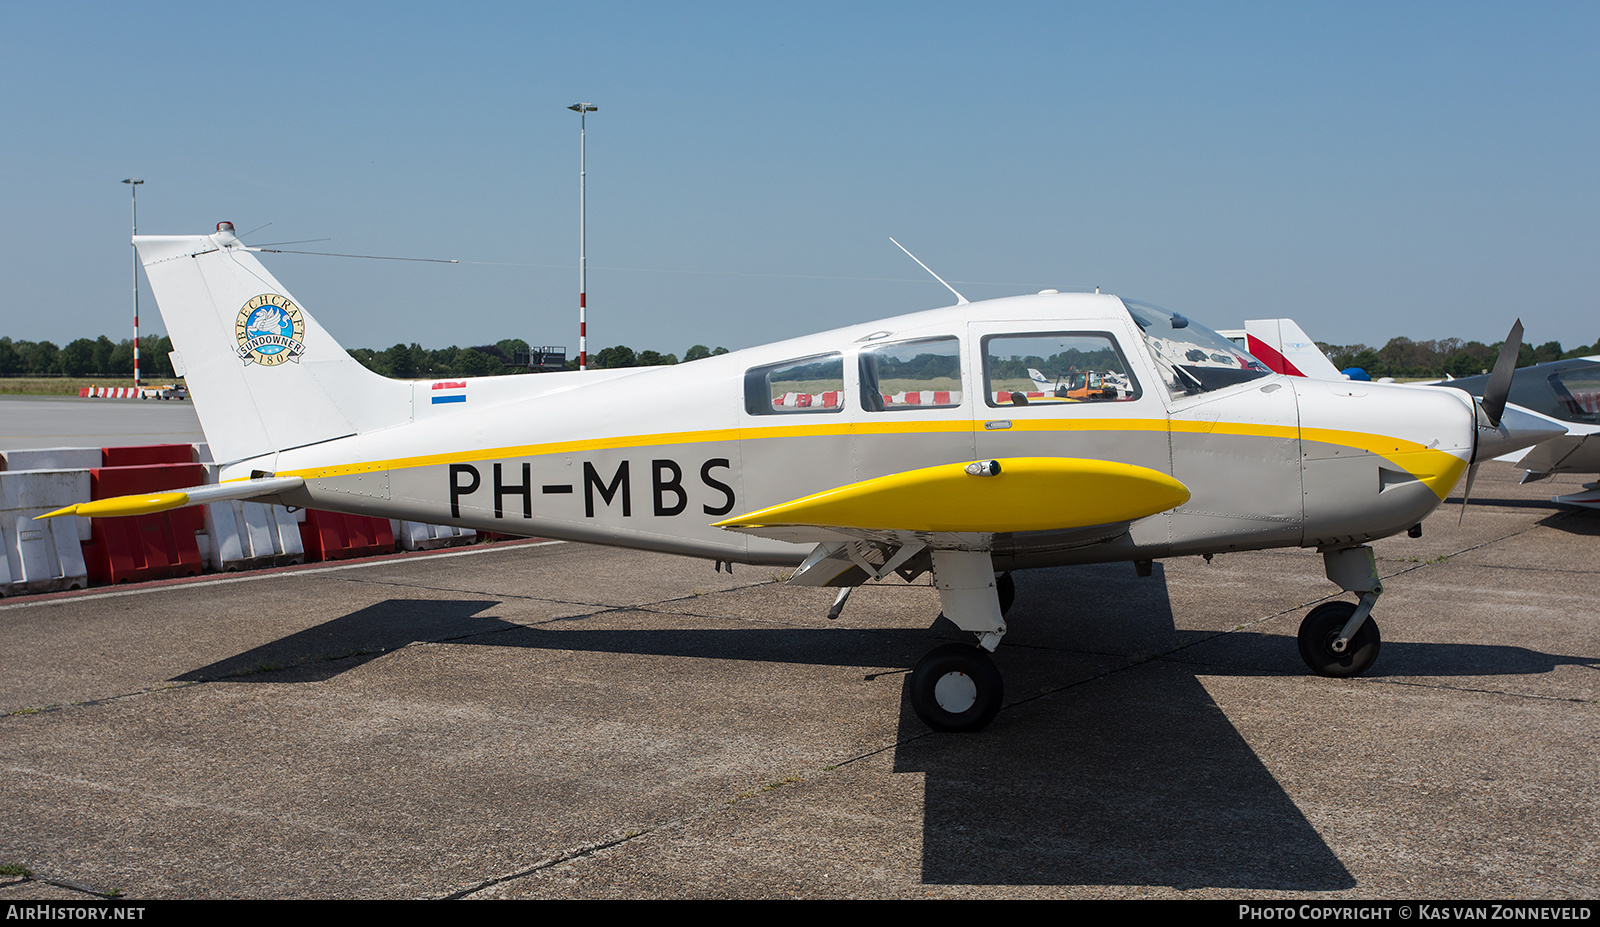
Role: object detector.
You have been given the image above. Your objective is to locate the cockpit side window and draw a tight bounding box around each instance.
[859,336,962,412]
[744,354,845,415]
[983,333,1140,407]
[1122,299,1272,399]
[1505,362,1600,425]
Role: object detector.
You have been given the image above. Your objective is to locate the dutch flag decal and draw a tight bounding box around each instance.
[431,381,467,404]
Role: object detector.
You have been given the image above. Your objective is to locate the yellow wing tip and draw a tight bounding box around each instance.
[34,492,191,520]
[35,504,82,520]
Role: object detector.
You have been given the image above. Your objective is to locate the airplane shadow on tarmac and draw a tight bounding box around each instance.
[171,565,1593,890]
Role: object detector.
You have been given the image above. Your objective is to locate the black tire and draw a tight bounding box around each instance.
[996,571,1016,616]
[1297,601,1381,678]
[909,643,1004,732]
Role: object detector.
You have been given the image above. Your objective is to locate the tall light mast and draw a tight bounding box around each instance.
[121,178,144,387]
[567,103,597,370]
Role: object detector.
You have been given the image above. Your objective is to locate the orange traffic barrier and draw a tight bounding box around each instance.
[100,444,196,468]
[298,509,396,562]
[81,462,206,584]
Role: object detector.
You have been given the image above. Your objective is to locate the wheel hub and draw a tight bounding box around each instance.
[933,671,977,713]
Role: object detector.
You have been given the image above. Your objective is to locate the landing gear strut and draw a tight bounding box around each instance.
[909,550,1009,733]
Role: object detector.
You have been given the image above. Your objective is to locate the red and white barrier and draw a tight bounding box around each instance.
[77,385,184,399]
[774,390,842,409]
[883,390,959,407]
[0,441,479,597]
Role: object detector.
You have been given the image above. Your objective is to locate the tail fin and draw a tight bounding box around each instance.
[135,223,411,466]
[1241,319,1344,380]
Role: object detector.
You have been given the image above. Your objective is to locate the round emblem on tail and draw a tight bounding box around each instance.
[235,294,307,366]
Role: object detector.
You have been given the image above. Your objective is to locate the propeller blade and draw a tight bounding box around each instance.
[1479,319,1523,429]
[1459,462,1479,524]
[1461,318,1521,524]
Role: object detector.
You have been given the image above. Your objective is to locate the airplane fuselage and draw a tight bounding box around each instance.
[239,293,1474,569]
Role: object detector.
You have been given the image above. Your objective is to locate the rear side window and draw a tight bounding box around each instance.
[744,354,845,415]
[984,333,1140,407]
[859,337,963,411]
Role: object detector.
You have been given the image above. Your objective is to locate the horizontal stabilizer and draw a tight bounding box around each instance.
[37,476,306,520]
[714,457,1189,535]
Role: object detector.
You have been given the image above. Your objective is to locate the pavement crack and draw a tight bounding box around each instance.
[1370,677,1595,704]
[3,682,198,718]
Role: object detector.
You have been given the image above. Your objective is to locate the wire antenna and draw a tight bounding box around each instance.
[889,238,968,305]
[253,248,459,264]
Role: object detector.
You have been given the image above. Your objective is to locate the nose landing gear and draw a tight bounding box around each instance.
[1297,599,1382,677]
[1299,545,1384,677]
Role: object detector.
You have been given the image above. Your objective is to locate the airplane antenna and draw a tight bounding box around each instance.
[889,238,968,305]
[253,248,459,264]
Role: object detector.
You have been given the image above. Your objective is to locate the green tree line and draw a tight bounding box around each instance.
[345,340,728,378]
[0,335,177,378]
[0,334,731,380]
[1322,336,1598,379]
[13,330,1595,382]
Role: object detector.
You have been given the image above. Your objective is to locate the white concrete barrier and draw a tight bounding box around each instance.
[199,464,305,571]
[203,501,306,571]
[1,447,102,471]
[0,469,90,596]
[393,519,478,551]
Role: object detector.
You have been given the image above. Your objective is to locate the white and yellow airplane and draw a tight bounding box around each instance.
[45,222,1552,732]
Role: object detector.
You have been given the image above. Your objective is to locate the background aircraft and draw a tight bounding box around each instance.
[1217,319,1345,380]
[47,224,1553,732]
[1440,357,1600,509]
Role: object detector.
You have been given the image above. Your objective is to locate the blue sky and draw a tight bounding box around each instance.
[2,2,1596,356]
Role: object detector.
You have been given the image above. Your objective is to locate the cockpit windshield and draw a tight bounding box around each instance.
[1122,299,1272,398]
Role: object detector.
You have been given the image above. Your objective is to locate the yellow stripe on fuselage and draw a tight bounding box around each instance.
[272,417,1466,501]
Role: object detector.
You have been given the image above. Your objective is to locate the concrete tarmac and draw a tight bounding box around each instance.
[0,395,204,451]
[0,462,1595,899]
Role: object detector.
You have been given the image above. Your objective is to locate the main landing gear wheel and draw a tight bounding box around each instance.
[909,643,1003,733]
[1297,601,1381,678]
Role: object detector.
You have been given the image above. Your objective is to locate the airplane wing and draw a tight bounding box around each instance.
[713,457,1189,586]
[36,476,306,520]
[1505,428,1600,474]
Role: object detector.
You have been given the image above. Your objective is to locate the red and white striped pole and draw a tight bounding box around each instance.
[568,103,597,370]
[122,178,144,388]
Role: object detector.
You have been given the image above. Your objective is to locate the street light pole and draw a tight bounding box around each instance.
[122,178,144,388]
[567,103,597,370]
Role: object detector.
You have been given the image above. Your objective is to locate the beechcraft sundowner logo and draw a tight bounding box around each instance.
[235,294,307,366]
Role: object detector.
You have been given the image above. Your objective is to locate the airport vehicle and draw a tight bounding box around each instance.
[43,223,1551,732]
[1025,367,1134,401]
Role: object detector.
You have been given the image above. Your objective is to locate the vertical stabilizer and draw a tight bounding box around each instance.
[135,224,412,466]
[1243,319,1345,380]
